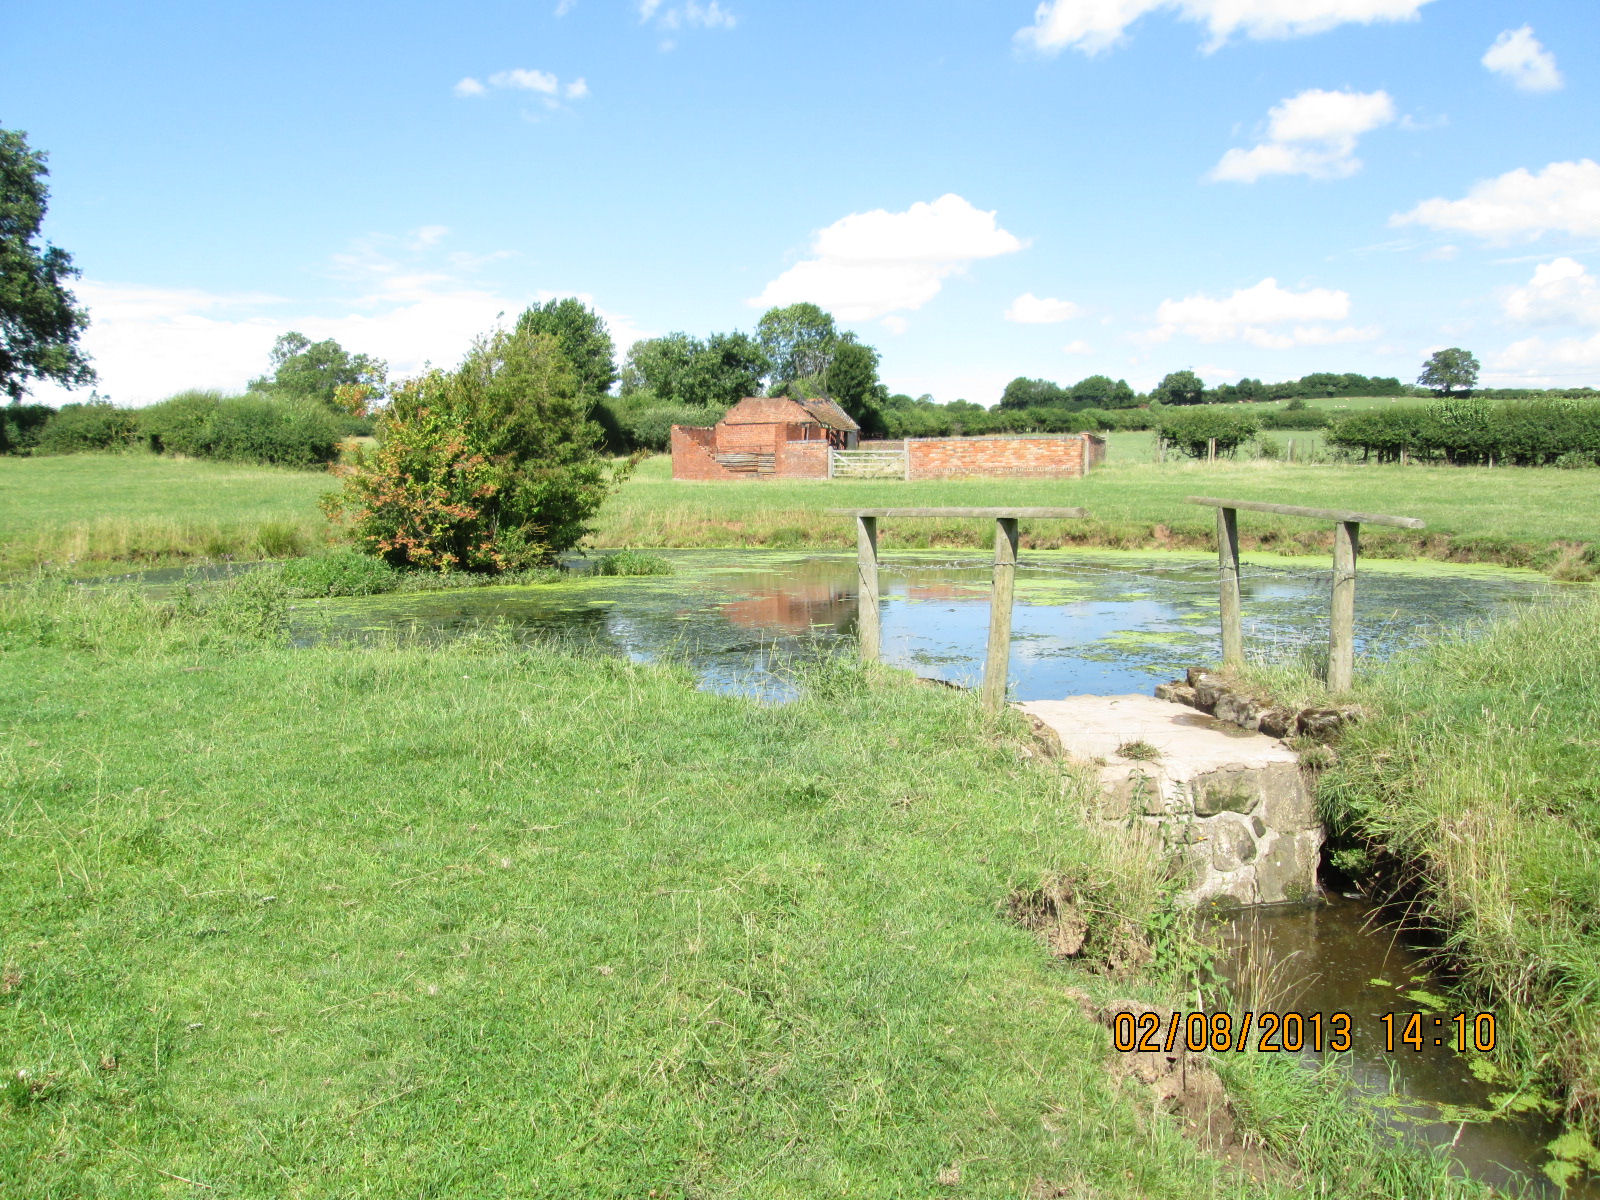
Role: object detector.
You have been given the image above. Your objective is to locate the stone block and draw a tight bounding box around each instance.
[1208,817,1259,872]
[1193,768,1260,816]
[1256,763,1316,831]
[1252,827,1324,904]
[1213,692,1263,731]
[1258,707,1297,739]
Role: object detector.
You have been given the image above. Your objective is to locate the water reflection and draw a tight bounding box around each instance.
[289,550,1555,702]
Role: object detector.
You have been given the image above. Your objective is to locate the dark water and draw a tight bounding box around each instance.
[289,549,1555,702]
[1215,897,1597,1198]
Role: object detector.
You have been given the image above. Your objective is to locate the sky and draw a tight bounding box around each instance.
[7,0,1599,407]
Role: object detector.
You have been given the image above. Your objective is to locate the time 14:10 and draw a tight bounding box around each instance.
[1380,1012,1497,1052]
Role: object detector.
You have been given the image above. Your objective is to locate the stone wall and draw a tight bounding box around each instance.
[905,434,1101,480]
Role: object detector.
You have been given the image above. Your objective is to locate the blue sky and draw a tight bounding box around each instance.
[8,0,1598,406]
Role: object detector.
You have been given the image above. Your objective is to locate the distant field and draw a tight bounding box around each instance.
[0,453,337,573]
[594,452,1600,576]
[5,436,1598,579]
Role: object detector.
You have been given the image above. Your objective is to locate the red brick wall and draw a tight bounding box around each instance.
[905,435,1098,480]
[714,420,782,453]
[671,425,740,480]
[775,439,829,479]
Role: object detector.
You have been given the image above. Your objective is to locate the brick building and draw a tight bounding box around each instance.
[670,396,860,480]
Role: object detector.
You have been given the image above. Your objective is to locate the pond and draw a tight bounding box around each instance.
[291,548,1556,702]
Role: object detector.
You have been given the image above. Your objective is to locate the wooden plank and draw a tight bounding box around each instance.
[1186,496,1424,529]
[856,515,880,662]
[1329,521,1358,693]
[1216,506,1243,667]
[981,517,1019,712]
[828,507,1088,519]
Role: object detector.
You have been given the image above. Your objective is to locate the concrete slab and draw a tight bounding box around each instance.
[1018,694,1322,908]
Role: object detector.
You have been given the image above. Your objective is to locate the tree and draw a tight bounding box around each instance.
[327,324,620,571]
[823,339,885,429]
[251,332,385,408]
[514,297,617,403]
[689,331,770,409]
[1155,369,1206,406]
[1,127,94,402]
[756,302,838,388]
[997,377,1070,410]
[1418,347,1480,397]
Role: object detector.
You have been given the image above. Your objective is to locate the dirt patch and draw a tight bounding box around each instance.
[1096,998,1237,1152]
[1006,878,1153,976]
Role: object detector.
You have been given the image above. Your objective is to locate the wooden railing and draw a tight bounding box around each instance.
[1186,497,1426,693]
[831,507,1089,711]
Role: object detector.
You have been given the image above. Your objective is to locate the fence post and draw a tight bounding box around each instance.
[854,515,880,661]
[1216,506,1242,667]
[982,517,1020,712]
[1329,521,1359,692]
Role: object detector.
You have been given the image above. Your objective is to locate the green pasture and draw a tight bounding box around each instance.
[0,577,1482,1198]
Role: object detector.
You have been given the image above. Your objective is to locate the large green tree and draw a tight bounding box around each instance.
[251,332,385,408]
[1,127,94,402]
[756,302,838,389]
[514,297,617,403]
[620,330,769,409]
[1154,369,1206,406]
[1418,347,1480,397]
[823,339,885,428]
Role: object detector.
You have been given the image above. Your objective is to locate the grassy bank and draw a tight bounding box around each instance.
[7,448,1598,582]
[0,577,1481,1198]
[593,455,1600,579]
[1234,592,1600,1137]
[0,453,337,573]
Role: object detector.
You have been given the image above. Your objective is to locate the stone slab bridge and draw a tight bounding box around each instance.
[835,500,1424,908]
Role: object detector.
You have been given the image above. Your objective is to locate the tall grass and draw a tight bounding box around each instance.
[1241,593,1600,1127]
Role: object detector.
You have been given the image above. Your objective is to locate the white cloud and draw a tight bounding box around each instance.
[1393,160,1600,241]
[28,233,650,407]
[881,316,910,335]
[1015,0,1434,56]
[1482,26,1562,93]
[555,0,577,14]
[490,68,559,94]
[640,0,735,43]
[1062,339,1093,354]
[1005,293,1082,323]
[1210,88,1396,182]
[750,194,1025,321]
[1148,277,1378,347]
[1503,258,1600,327]
[458,67,590,106]
[1490,331,1600,385]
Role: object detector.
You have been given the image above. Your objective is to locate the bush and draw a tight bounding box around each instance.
[1155,406,1259,458]
[592,550,672,576]
[1327,397,1600,465]
[326,324,624,572]
[0,404,54,454]
[621,404,720,452]
[278,549,399,596]
[36,400,139,453]
[139,390,341,466]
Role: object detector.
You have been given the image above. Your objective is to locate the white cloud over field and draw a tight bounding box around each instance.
[1016,0,1434,56]
[1210,88,1396,182]
[1147,277,1377,348]
[1393,160,1600,241]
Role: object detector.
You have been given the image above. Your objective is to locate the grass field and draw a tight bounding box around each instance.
[0,576,1484,1198]
[594,454,1600,578]
[0,453,337,573]
[5,441,1598,582]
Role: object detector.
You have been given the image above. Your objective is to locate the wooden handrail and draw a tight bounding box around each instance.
[1185,496,1425,529]
[829,507,1088,519]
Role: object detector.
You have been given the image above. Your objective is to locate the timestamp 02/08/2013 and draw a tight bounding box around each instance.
[1110,1010,1498,1055]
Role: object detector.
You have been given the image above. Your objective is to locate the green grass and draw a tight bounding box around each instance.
[0,453,338,573]
[0,577,1485,1198]
[1234,592,1600,1130]
[593,454,1600,577]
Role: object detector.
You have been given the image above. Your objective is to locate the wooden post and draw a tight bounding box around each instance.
[1207,437,1217,463]
[856,514,880,662]
[1329,521,1358,692]
[1216,506,1242,667]
[982,517,1019,712]
[1287,439,1295,463]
